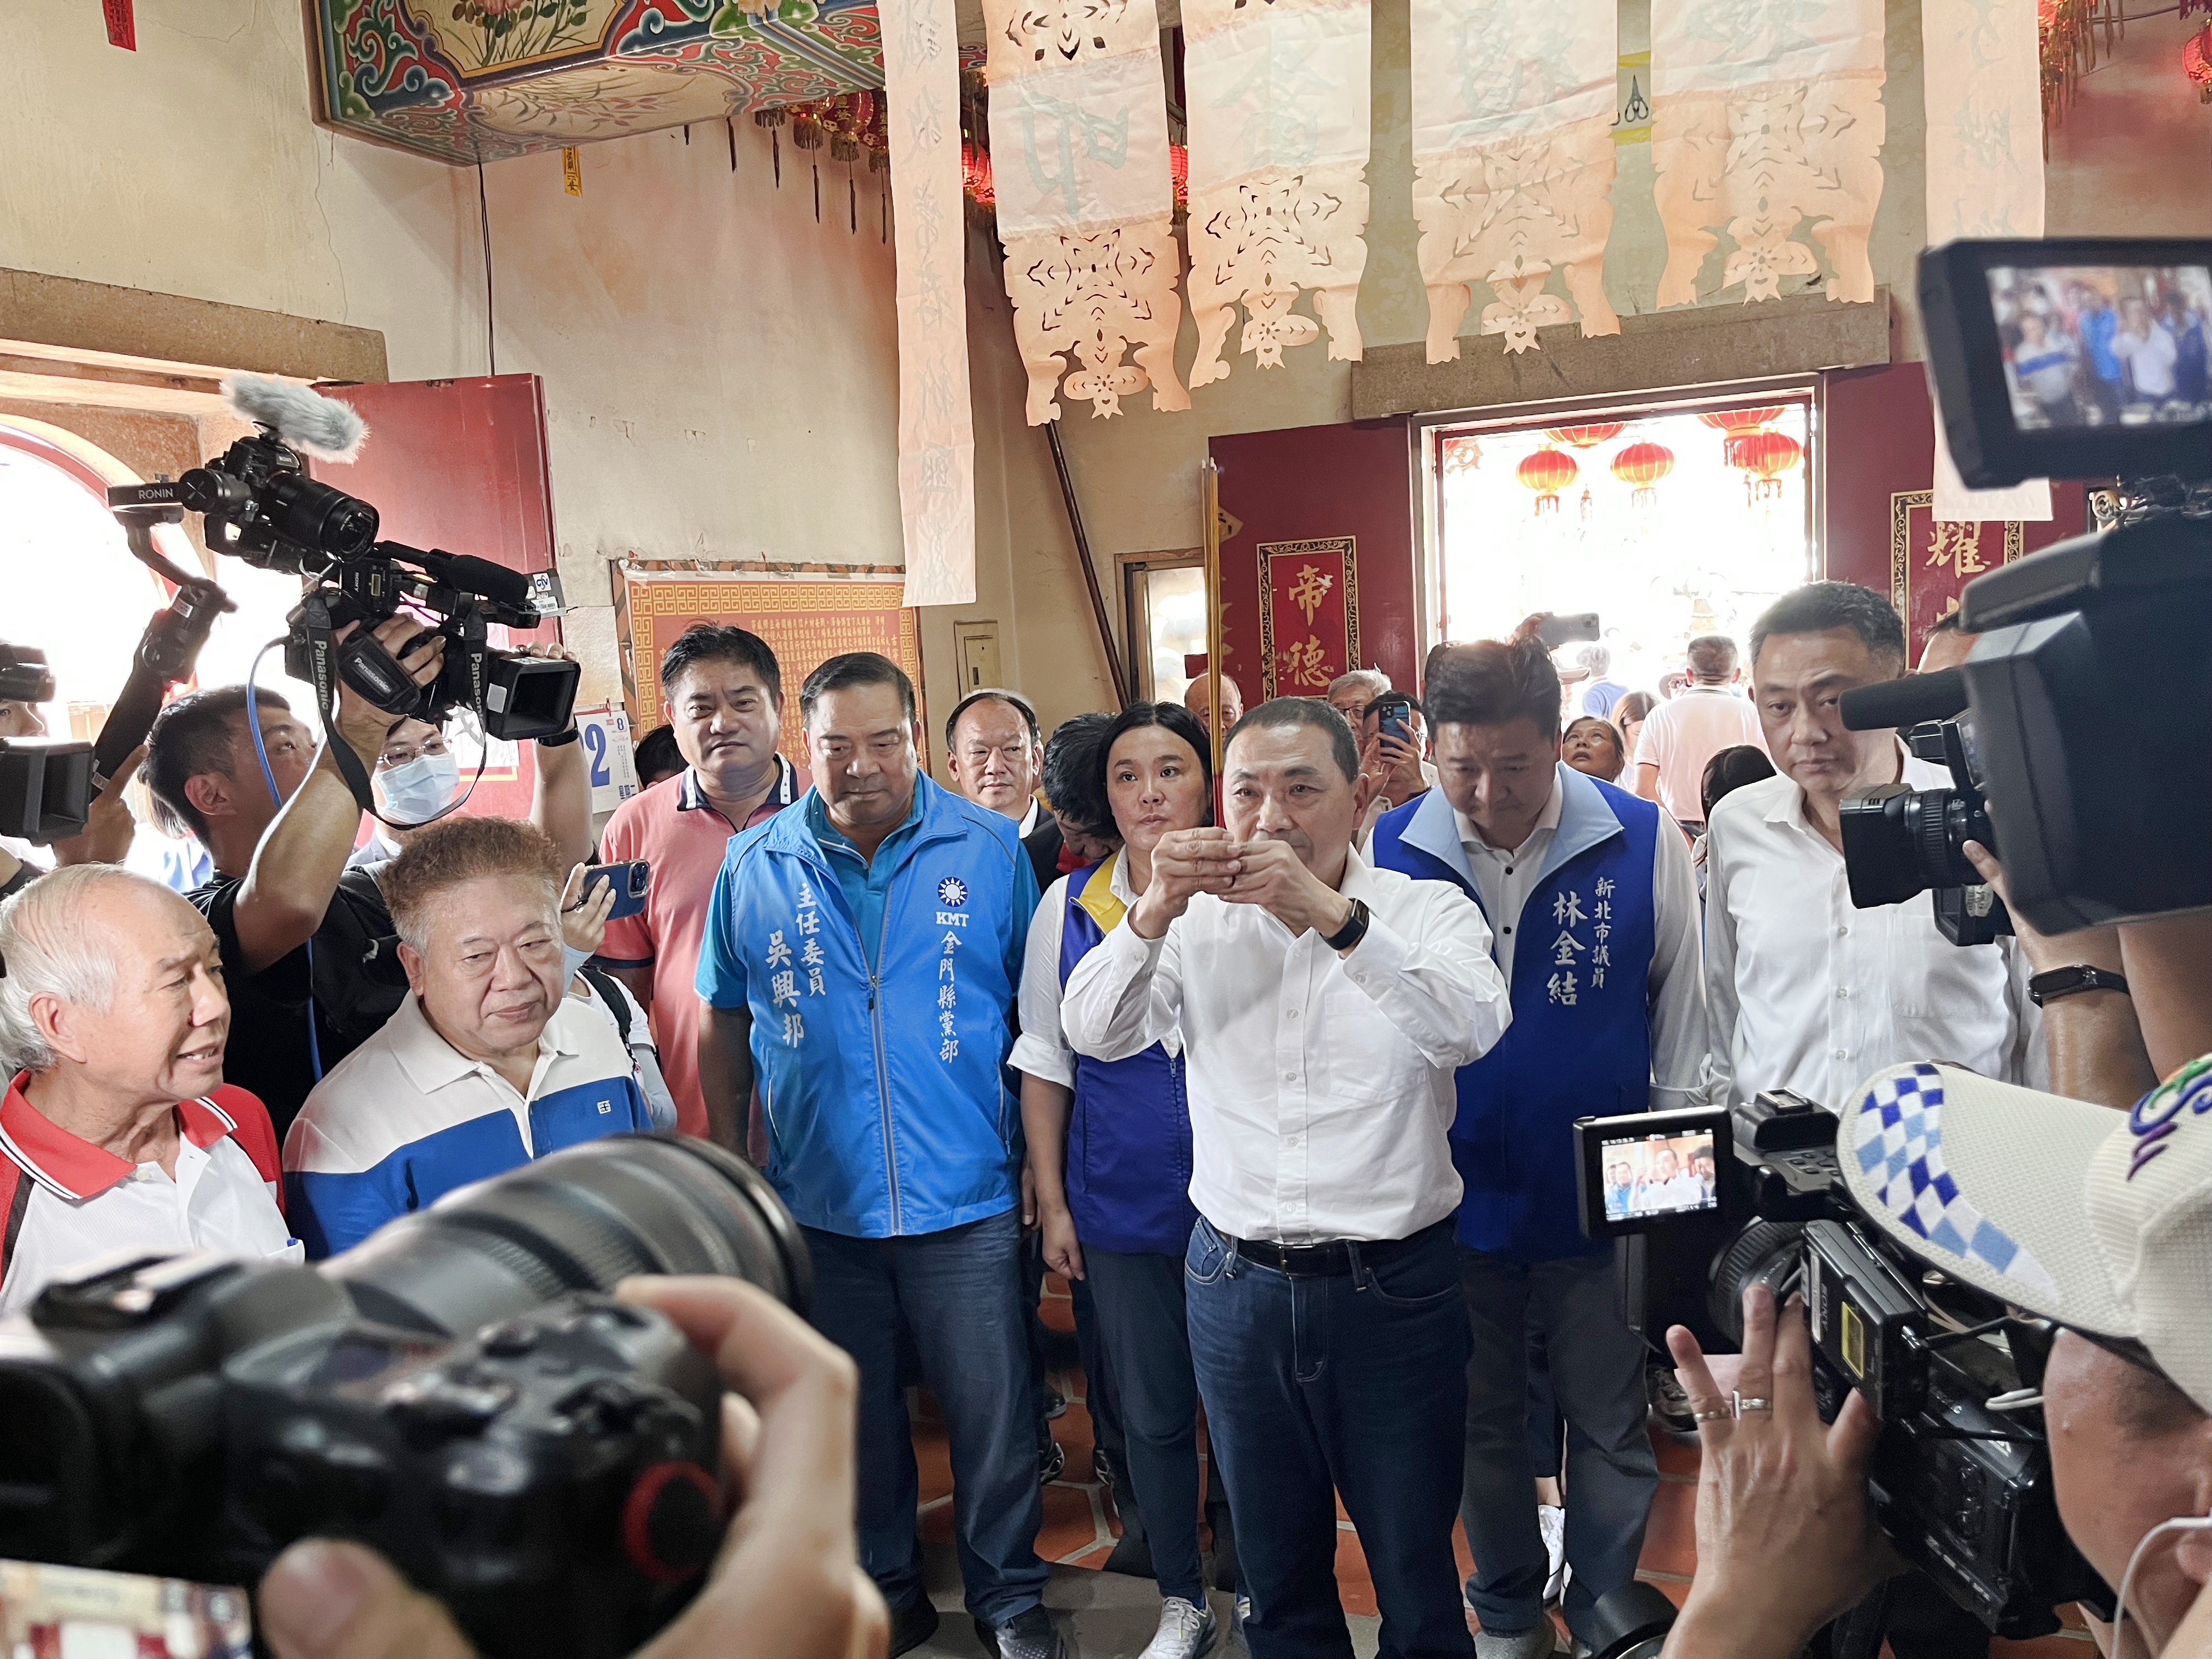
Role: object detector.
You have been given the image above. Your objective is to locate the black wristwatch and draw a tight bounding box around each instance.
[537,725,582,748]
[1321,897,1371,953]
[2028,964,2131,1007]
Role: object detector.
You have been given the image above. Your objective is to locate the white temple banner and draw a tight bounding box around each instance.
[1925,0,2051,520]
[1410,0,1620,361]
[1182,0,1372,385]
[1650,0,1886,308]
[882,0,977,606]
[985,0,1190,422]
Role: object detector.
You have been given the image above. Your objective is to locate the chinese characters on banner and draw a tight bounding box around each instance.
[1650,0,1885,307]
[1889,491,2025,658]
[1410,0,1620,360]
[1257,537,1360,698]
[984,0,1192,422]
[881,0,978,606]
[1923,0,2051,522]
[1181,0,1372,386]
[613,569,927,764]
[1545,876,1616,1006]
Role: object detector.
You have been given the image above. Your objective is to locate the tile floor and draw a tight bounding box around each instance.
[902,1274,2093,1657]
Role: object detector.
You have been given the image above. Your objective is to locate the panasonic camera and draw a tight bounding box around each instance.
[0,1136,811,1659]
[1835,237,2212,940]
[108,415,578,746]
[1576,1098,2107,1641]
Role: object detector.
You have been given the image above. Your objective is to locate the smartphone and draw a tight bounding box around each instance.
[1372,693,1415,747]
[581,859,650,920]
[1534,612,1601,650]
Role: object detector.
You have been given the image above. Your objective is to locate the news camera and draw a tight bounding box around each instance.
[0,641,94,843]
[1829,238,2212,941]
[107,377,578,772]
[1576,1097,2107,1643]
[0,1136,810,1659]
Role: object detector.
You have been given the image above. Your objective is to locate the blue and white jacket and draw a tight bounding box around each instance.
[1372,766,1664,1262]
[283,994,653,1257]
[696,775,1035,1239]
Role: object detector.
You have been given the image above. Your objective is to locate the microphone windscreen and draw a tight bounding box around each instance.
[221,376,369,462]
[1838,669,1968,732]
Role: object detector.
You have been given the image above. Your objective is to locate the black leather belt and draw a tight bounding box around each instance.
[1222,1218,1452,1279]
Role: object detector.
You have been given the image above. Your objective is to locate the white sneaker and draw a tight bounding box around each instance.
[1139,1596,1218,1659]
[1472,1627,1561,1659]
[1537,1504,1570,1605]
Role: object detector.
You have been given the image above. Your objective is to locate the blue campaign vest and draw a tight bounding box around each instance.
[1371,767,1661,1262]
[1057,859,1197,1256]
[709,775,1030,1239]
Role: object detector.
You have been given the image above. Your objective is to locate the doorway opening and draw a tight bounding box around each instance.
[1418,389,1819,698]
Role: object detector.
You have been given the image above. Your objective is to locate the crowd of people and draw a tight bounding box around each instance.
[0,578,2205,1659]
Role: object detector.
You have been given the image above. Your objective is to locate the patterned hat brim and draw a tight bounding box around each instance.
[1839,1062,2136,1340]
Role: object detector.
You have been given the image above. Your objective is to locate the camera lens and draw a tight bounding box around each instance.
[264,472,380,557]
[322,1136,811,1338]
[1707,1220,1804,1343]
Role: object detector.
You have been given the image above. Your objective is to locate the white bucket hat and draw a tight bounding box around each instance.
[1841,1059,2212,1412]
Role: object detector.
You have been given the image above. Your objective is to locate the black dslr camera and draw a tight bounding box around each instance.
[1576,1098,2107,1643]
[0,1136,811,1659]
[109,420,578,749]
[0,640,94,843]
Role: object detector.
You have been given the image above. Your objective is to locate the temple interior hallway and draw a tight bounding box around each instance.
[890,1274,2099,1657]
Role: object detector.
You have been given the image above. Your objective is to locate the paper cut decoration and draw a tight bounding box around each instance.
[881,0,977,605]
[1410,0,1621,361]
[1649,0,1886,307]
[986,0,1190,422]
[1923,0,2052,521]
[1182,0,1373,384]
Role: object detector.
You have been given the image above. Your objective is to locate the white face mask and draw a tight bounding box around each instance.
[378,751,460,821]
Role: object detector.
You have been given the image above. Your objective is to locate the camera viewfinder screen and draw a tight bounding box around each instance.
[1600,1130,1719,1222]
[1985,264,2212,431]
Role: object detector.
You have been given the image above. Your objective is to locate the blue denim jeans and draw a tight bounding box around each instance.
[804,1210,1049,1626]
[1185,1217,1474,1659]
[1458,1245,1657,1649]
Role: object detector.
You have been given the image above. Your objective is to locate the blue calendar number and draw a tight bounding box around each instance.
[583,720,612,787]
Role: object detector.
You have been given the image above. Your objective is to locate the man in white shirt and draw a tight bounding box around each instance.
[1370,636,1701,1658]
[0,866,294,1314]
[1065,698,1510,1659]
[1706,582,2041,1118]
[1632,635,1764,833]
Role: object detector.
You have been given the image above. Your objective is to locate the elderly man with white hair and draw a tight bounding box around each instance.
[283,815,654,1258]
[1325,667,1391,725]
[0,865,293,1316]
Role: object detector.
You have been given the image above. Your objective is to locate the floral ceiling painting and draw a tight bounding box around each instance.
[312,0,887,161]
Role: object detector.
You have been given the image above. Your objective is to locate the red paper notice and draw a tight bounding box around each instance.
[103,0,136,47]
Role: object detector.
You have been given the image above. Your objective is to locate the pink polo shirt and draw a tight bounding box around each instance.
[595,758,806,1138]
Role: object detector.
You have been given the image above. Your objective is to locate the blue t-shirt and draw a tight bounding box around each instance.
[1582,679,1628,719]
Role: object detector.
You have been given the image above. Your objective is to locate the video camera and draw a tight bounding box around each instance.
[108,377,578,768]
[1576,1098,2108,1642]
[1831,238,2212,941]
[0,641,94,843]
[0,1135,808,1659]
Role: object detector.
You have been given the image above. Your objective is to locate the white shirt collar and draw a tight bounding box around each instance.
[386,991,577,1098]
[1454,775,1564,861]
[1018,797,1042,838]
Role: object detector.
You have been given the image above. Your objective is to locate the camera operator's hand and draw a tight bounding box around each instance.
[1221,834,1355,942]
[47,742,145,868]
[1962,840,2123,979]
[330,618,445,765]
[1128,827,1243,940]
[256,1276,887,1659]
[1658,1286,1901,1659]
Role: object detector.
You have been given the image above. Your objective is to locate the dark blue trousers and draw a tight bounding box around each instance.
[1185,1217,1474,1659]
[804,1210,1049,1626]
[1085,1244,1207,1602]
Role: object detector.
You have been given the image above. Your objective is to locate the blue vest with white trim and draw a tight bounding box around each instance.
[1370,768,1660,1262]
[1057,860,1197,1256]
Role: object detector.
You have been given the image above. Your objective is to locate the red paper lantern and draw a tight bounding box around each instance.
[1515,447,1578,516]
[961,138,995,204]
[1610,440,1675,511]
[1170,143,1189,206]
[1543,422,1626,449]
[1735,430,1804,502]
[1697,406,1786,466]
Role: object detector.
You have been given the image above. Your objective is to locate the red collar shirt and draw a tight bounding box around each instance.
[0,1076,296,1316]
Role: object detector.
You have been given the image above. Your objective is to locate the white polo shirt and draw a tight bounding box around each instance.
[283,994,653,1259]
[0,1076,296,1317]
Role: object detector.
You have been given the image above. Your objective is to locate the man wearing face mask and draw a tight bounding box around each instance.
[347,713,589,871]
